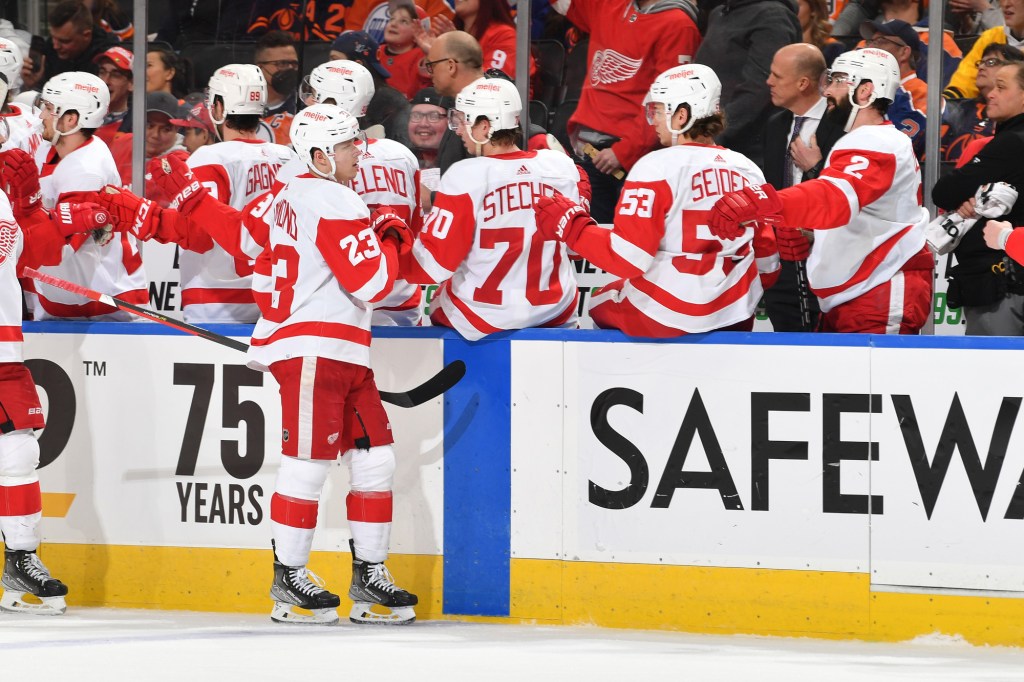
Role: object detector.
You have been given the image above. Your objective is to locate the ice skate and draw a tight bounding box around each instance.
[0,549,68,616]
[269,545,340,625]
[348,539,417,625]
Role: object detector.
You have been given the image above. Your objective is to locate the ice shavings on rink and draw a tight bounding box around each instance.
[3,609,1024,681]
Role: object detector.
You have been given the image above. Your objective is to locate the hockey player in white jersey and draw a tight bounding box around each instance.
[708,48,933,334]
[399,77,589,339]
[26,71,147,320]
[155,64,297,324]
[0,150,113,615]
[304,59,424,325]
[534,65,780,337]
[0,39,42,156]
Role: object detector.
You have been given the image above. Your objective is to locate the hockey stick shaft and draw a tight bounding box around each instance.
[21,267,464,407]
[23,266,249,352]
[794,259,813,330]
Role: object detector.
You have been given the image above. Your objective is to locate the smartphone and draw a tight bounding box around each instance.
[29,35,45,73]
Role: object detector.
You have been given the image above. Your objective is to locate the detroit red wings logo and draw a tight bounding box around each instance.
[0,220,19,266]
[590,49,643,87]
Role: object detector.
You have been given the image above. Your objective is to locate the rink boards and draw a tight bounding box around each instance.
[19,322,1024,645]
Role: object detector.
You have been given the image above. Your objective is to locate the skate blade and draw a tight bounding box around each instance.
[270,602,339,625]
[349,602,416,625]
[0,590,66,616]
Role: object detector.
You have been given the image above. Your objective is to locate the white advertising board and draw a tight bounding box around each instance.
[25,331,445,555]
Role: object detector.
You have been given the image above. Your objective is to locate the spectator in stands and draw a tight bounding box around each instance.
[762,43,844,331]
[835,0,1002,38]
[332,31,411,144]
[407,86,450,169]
[945,0,1024,100]
[941,43,1024,164]
[932,61,1024,335]
[799,0,846,65]
[21,1,119,91]
[94,45,133,144]
[342,0,454,43]
[862,20,926,111]
[697,0,800,169]
[447,0,536,82]
[255,31,300,145]
[145,91,187,160]
[379,4,431,100]
[552,0,701,223]
[425,31,485,174]
[170,100,217,154]
[85,0,134,42]
[146,44,191,100]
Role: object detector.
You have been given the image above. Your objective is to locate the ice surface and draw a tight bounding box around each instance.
[2,608,1023,681]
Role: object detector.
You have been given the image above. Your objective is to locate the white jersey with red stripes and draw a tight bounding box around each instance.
[247,174,396,372]
[778,123,928,312]
[350,137,423,326]
[0,103,43,156]
[30,136,147,320]
[409,149,582,340]
[589,144,773,332]
[0,194,23,362]
[182,138,297,323]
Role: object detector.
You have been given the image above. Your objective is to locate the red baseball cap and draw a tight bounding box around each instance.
[93,45,134,73]
[170,101,215,134]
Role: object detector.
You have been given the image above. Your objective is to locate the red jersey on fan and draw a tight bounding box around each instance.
[378,46,430,100]
[477,23,536,83]
[551,0,700,170]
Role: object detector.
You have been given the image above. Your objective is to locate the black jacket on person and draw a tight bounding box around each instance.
[932,112,1024,272]
[40,29,119,85]
[762,107,845,188]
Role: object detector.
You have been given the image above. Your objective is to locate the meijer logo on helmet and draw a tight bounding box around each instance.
[74,83,100,94]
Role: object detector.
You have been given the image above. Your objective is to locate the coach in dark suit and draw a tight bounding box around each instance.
[762,43,845,332]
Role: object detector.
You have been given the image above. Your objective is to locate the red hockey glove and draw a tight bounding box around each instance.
[51,200,112,242]
[89,185,163,241]
[534,193,593,246]
[0,148,42,219]
[370,206,413,256]
[145,152,208,214]
[775,228,810,261]
[708,184,783,240]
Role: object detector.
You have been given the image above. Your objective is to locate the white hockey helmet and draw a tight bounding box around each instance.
[41,71,109,132]
[0,38,23,95]
[290,103,364,180]
[827,48,900,105]
[449,77,522,138]
[300,60,375,117]
[643,64,721,139]
[205,64,267,123]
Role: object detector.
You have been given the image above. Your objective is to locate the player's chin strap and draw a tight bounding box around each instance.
[468,129,490,157]
[844,86,876,133]
[310,147,337,181]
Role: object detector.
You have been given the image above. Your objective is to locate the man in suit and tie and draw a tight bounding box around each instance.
[762,43,845,331]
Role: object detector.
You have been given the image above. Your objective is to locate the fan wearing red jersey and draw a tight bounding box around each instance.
[303,59,425,325]
[399,77,587,340]
[534,65,779,337]
[252,105,416,626]
[0,152,112,616]
[708,49,933,335]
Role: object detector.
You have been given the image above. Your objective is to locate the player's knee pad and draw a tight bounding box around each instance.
[275,456,331,501]
[347,445,395,492]
[0,430,40,480]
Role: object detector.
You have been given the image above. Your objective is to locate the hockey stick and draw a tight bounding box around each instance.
[794,259,813,330]
[22,267,249,352]
[21,267,465,408]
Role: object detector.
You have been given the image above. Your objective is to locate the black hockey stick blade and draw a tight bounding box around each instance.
[378,360,466,408]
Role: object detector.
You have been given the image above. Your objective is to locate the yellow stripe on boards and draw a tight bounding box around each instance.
[41,493,75,518]
[36,544,442,616]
